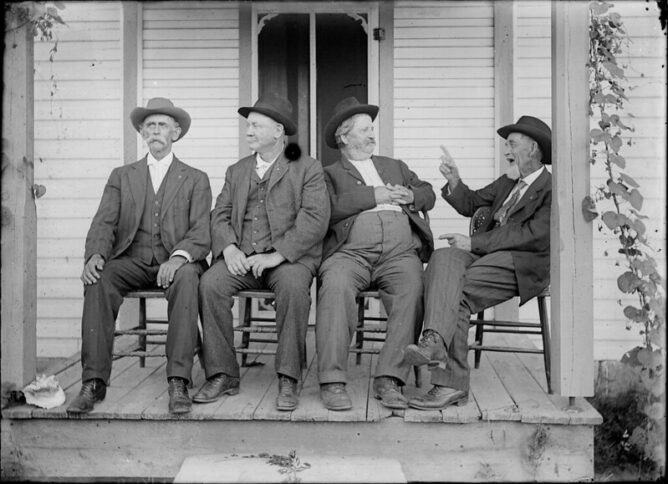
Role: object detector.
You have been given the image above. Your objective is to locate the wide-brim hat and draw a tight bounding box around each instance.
[324,97,379,149]
[497,115,552,164]
[130,97,191,141]
[238,93,297,136]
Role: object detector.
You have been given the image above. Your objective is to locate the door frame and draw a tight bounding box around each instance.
[250,2,380,158]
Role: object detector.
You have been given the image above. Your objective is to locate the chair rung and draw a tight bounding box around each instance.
[233,326,278,333]
[349,348,380,354]
[237,290,275,298]
[469,344,543,354]
[360,336,385,343]
[479,328,543,335]
[470,319,541,328]
[115,329,168,336]
[354,326,386,333]
[113,351,166,358]
[235,348,277,355]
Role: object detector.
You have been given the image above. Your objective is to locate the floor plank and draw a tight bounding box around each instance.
[483,333,570,424]
[470,352,521,421]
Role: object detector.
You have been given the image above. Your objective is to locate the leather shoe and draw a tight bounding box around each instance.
[66,379,106,414]
[168,377,191,414]
[404,330,447,368]
[408,385,468,410]
[275,375,299,411]
[192,373,240,403]
[373,376,408,409]
[320,383,352,411]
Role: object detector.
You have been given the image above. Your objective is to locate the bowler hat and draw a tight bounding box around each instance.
[324,97,379,149]
[238,93,297,136]
[130,97,191,141]
[497,116,552,164]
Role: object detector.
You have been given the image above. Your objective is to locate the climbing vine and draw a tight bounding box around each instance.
[588,1,665,475]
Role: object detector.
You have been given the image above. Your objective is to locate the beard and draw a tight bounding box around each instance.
[506,162,520,180]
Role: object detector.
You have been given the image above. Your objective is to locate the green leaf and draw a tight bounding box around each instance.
[608,153,626,168]
[603,61,624,78]
[602,210,628,229]
[617,271,641,293]
[628,217,646,237]
[623,305,646,322]
[619,172,639,187]
[628,189,643,210]
[590,2,613,15]
[610,135,623,152]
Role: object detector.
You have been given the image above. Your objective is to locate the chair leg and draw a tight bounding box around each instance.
[538,295,552,393]
[355,297,364,365]
[474,312,485,369]
[139,297,147,368]
[240,296,252,367]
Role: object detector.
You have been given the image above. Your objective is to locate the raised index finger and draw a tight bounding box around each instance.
[440,145,453,160]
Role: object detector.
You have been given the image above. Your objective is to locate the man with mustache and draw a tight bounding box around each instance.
[315,97,435,411]
[404,116,552,410]
[67,98,211,415]
[194,94,329,411]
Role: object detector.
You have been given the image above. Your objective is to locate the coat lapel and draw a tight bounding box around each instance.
[267,153,289,192]
[233,157,254,232]
[507,168,550,219]
[371,156,387,181]
[340,156,365,183]
[129,157,148,225]
[161,156,188,217]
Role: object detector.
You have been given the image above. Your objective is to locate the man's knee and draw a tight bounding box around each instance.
[173,263,200,286]
[198,263,232,299]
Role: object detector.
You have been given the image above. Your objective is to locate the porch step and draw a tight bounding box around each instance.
[174,454,406,483]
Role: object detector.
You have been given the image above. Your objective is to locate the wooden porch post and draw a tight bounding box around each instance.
[493,1,519,322]
[1,21,37,387]
[550,1,594,396]
[378,1,394,158]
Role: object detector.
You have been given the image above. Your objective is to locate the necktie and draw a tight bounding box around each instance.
[494,179,526,226]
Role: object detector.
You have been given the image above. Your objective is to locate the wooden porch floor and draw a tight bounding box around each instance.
[2,330,602,482]
[5,331,599,425]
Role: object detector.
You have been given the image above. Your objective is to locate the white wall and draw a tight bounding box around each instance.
[513,0,667,360]
[34,1,122,357]
[393,1,495,242]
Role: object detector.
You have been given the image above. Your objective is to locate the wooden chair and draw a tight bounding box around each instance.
[234,289,282,367]
[353,289,422,387]
[113,289,168,367]
[467,206,552,393]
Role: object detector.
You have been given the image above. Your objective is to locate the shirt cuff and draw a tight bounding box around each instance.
[171,250,192,263]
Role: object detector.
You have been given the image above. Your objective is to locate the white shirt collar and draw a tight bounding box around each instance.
[147,151,174,167]
[256,151,281,167]
[520,165,545,187]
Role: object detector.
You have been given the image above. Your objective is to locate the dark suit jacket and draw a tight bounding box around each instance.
[84,156,212,263]
[443,167,551,305]
[323,155,436,262]
[211,151,330,275]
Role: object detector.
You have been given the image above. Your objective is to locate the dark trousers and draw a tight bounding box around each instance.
[316,211,424,385]
[422,248,518,391]
[198,260,313,382]
[81,256,204,385]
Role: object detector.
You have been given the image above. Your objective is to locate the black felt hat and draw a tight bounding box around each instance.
[238,93,297,136]
[130,97,191,141]
[324,97,379,149]
[497,116,552,164]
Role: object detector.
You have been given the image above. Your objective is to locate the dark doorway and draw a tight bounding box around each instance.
[258,13,368,164]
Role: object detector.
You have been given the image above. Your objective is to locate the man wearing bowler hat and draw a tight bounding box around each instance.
[67,97,212,415]
[316,97,435,411]
[195,93,329,411]
[404,115,552,410]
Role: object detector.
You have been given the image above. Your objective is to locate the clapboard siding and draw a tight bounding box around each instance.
[33,2,122,357]
[141,2,240,199]
[394,1,495,246]
[513,1,666,360]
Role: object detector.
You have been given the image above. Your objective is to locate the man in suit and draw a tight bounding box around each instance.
[67,98,212,415]
[316,97,435,411]
[194,94,329,411]
[404,115,552,410]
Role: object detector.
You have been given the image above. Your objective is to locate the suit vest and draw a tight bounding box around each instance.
[125,167,171,264]
[239,166,273,255]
